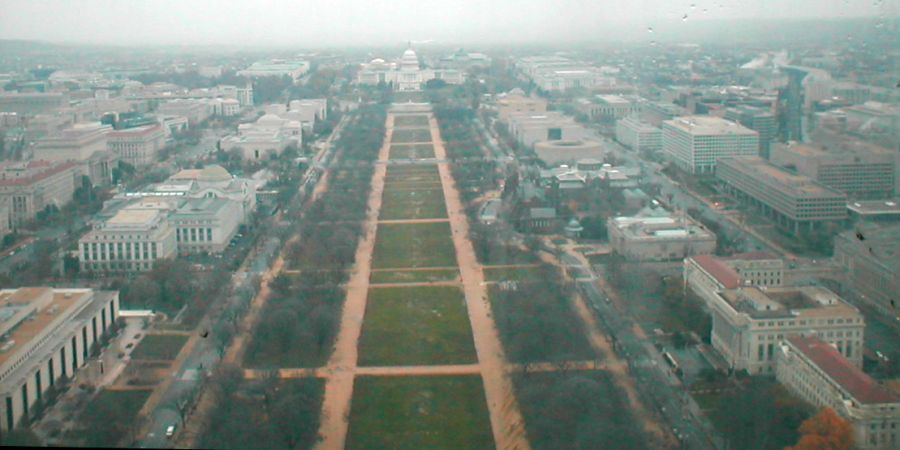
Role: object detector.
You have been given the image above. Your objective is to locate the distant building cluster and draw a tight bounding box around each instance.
[357,47,463,91]
[608,205,716,262]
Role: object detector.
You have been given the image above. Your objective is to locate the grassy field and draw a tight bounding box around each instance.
[370,268,459,284]
[373,222,457,269]
[389,144,436,159]
[358,286,476,366]
[391,128,433,143]
[392,91,427,103]
[379,188,447,220]
[347,375,494,450]
[394,115,430,127]
[482,266,543,282]
[130,334,189,360]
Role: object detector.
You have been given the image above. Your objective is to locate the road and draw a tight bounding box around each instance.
[135,117,347,449]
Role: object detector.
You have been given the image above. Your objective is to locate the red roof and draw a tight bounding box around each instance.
[692,254,741,289]
[788,336,900,405]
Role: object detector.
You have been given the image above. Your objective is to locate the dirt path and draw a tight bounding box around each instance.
[377,218,450,224]
[313,114,393,450]
[430,116,531,450]
[539,248,672,446]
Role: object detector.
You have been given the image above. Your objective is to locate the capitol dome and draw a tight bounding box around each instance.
[401,48,419,68]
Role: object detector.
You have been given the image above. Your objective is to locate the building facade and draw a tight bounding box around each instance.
[833,223,899,318]
[770,142,896,200]
[495,89,548,121]
[170,198,242,255]
[107,124,166,167]
[79,201,178,272]
[0,160,79,228]
[0,288,119,434]
[662,116,759,174]
[615,117,662,153]
[32,123,117,186]
[357,48,463,91]
[717,156,848,234]
[776,336,899,450]
[608,206,716,261]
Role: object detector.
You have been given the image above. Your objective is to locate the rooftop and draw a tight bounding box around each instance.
[665,115,758,136]
[720,286,858,320]
[107,208,161,226]
[848,199,900,216]
[718,156,847,199]
[787,335,900,405]
[692,254,742,289]
[0,288,91,367]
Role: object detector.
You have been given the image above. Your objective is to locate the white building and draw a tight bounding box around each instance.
[607,206,716,261]
[662,116,759,174]
[165,165,257,222]
[32,123,118,186]
[507,111,588,149]
[285,99,327,129]
[776,336,899,450]
[219,113,301,160]
[495,89,548,121]
[357,47,464,91]
[615,117,662,153]
[0,160,80,228]
[157,99,212,125]
[170,197,242,255]
[237,60,309,80]
[0,288,120,433]
[79,200,178,272]
[685,263,865,375]
[107,124,166,168]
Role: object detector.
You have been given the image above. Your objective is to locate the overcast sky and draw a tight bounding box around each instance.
[0,0,895,47]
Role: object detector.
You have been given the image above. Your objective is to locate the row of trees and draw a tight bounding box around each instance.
[244,104,387,367]
[200,366,323,450]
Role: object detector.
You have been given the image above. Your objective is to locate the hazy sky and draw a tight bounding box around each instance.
[0,0,895,47]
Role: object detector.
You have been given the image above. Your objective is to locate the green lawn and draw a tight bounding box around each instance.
[370,268,459,284]
[482,266,543,282]
[391,128,433,143]
[130,334,189,360]
[358,286,476,366]
[392,91,427,103]
[379,188,447,220]
[373,222,457,269]
[347,375,494,450]
[389,144,436,159]
[394,115,431,127]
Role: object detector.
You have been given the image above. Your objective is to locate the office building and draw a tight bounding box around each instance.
[495,89,548,121]
[0,92,68,115]
[685,253,785,295]
[79,200,178,272]
[847,199,900,223]
[691,278,864,374]
[615,117,662,153]
[237,59,310,80]
[833,223,900,318]
[157,99,212,125]
[0,288,119,433]
[724,105,776,158]
[219,113,301,160]
[0,161,79,228]
[590,95,639,121]
[640,101,687,127]
[506,111,587,149]
[32,123,117,186]
[607,206,716,261]
[107,124,166,167]
[717,156,847,234]
[776,336,899,450]
[770,141,896,200]
[662,116,759,174]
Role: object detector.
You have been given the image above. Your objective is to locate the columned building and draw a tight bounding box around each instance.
[357,47,463,92]
[0,288,120,435]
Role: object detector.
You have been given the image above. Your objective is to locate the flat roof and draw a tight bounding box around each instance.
[0,288,90,367]
[665,115,757,136]
[848,199,900,215]
[720,286,858,320]
[719,156,846,199]
[787,336,900,405]
[692,255,741,289]
[108,208,160,225]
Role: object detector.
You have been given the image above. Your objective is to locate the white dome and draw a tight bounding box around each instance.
[402,49,417,59]
[401,48,419,68]
[258,113,283,124]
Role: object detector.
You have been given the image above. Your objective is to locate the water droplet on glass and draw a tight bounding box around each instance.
[682,14,688,21]
[691,3,697,9]
[647,27,654,33]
